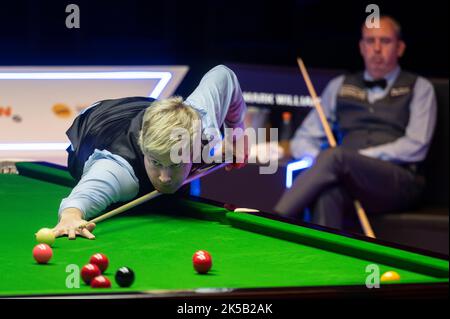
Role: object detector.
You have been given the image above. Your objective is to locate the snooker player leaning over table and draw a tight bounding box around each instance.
[52,65,248,240]
[275,16,437,230]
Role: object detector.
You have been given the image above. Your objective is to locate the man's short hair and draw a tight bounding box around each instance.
[361,15,403,40]
[139,96,199,157]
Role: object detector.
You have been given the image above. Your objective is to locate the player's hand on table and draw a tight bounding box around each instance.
[53,208,96,240]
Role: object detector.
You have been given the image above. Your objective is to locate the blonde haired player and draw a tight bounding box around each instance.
[53,65,247,239]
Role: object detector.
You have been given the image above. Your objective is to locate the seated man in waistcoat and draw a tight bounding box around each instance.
[52,65,247,240]
[274,16,437,231]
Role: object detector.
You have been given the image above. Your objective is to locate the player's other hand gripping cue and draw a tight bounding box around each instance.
[222,134,249,172]
[53,208,96,240]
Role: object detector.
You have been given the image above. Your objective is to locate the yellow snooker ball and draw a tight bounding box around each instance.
[380,271,401,282]
[35,228,56,246]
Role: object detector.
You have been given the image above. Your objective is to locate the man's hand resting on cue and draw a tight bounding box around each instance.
[53,208,96,240]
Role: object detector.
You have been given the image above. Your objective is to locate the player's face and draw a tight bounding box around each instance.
[359,19,406,79]
[144,153,192,194]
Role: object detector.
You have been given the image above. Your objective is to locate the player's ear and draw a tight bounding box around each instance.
[397,40,406,57]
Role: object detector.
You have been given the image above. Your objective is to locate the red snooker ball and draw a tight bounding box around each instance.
[81,264,102,284]
[32,244,53,264]
[193,250,212,274]
[90,275,111,288]
[90,253,109,273]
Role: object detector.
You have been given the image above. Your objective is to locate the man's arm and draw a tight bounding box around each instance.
[59,150,139,221]
[290,75,344,159]
[359,77,437,163]
[185,65,247,141]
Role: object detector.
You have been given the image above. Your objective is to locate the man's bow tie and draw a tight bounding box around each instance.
[364,78,387,89]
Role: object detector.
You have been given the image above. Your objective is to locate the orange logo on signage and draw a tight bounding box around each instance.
[0,106,12,117]
[52,103,72,118]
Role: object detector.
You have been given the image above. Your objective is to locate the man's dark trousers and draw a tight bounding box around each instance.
[274,147,424,229]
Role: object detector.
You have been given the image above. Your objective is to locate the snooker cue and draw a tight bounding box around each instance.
[297,58,376,238]
[81,162,229,227]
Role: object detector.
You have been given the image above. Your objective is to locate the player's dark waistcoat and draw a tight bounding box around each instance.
[335,71,418,153]
[66,96,156,195]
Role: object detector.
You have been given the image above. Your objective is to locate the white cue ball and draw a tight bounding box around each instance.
[35,228,56,246]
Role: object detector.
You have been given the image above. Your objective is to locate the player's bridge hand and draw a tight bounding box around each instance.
[52,208,96,240]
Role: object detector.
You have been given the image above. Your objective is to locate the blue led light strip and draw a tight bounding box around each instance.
[285,157,313,188]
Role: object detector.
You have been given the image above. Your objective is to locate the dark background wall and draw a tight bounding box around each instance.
[1,0,448,82]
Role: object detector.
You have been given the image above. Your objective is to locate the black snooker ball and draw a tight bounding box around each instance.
[115,267,135,288]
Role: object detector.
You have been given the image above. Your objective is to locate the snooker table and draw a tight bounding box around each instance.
[0,162,448,299]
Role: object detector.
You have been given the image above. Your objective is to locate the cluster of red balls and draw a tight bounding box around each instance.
[81,253,111,288]
[32,245,111,288]
[33,245,213,288]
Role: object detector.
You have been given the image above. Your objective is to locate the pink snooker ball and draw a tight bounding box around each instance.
[33,244,53,264]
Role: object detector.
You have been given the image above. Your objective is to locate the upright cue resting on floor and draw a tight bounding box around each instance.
[79,162,230,229]
[297,57,376,238]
